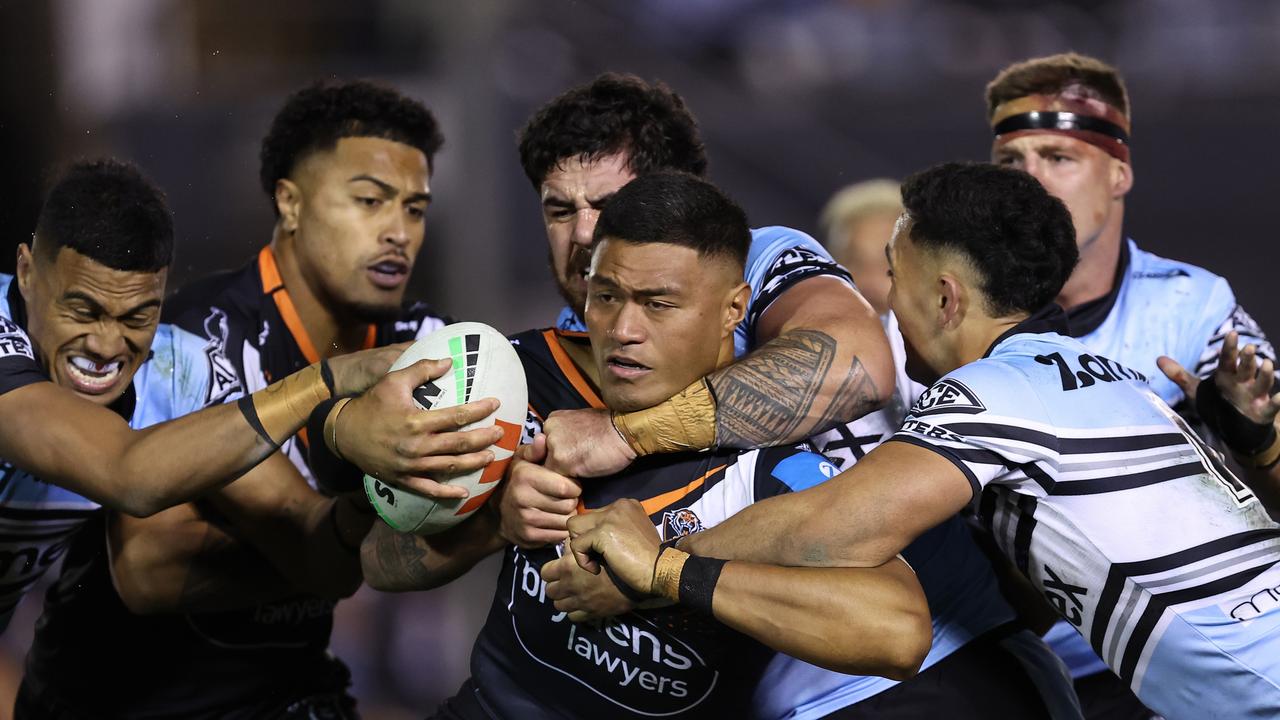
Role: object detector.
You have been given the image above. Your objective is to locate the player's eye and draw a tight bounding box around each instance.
[594,291,616,304]
[356,196,382,208]
[122,313,153,329]
[406,204,426,220]
[645,300,672,311]
[995,155,1021,168]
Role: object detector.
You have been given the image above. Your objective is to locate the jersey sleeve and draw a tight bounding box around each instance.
[738,226,855,354]
[1192,281,1277,387]
[748,443,841,501]
[0,316,48,396]
[888,362,1060,502]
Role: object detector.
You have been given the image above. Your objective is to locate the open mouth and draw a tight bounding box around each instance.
[606,355,651,378]
[368,259,410,289]
[65,356,125,394]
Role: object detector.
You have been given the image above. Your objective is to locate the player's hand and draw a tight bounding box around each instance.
[566,499,661,595]
[543,408,637,478]
[497,435,582,548]
[541,548,634,622]
[1160,332,1280,425]
[325,342,410,395]
[336,358,504,498]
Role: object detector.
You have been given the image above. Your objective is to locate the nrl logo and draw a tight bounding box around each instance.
[662,508,703,540]
[910,378,986,416]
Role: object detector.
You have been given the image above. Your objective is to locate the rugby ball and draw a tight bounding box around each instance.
[363,322,526,535]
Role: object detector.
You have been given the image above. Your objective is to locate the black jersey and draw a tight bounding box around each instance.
[21,247,450,718]
[462,329,839,719]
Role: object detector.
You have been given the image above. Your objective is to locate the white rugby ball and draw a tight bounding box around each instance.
[364,322,527,535]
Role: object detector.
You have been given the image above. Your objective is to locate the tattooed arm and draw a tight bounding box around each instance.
[712,275,892,448]
[361,503,507,592]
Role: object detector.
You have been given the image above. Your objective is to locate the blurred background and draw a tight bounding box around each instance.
[0,0,1277,717]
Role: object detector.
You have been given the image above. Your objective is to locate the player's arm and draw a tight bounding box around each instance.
[677,441,973,568]
[550,499,931,679]
[541,275,894,477]
[0,350,491,517]
[109,504,296,614]
[360,503,506,592]
[1160,330,1280,515]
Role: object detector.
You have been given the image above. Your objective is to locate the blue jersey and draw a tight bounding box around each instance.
[1048,239,1279,679]
[0,274,211,632]
[893,307,1280,720]
[557,225,854,358]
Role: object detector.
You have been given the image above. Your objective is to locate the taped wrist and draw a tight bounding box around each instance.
[652,548,726,615]
[1195,376,1278,464]
[613,378,717,456]
[242,363,331,447]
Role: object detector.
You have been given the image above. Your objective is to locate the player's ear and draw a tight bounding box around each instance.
[1110,159,1134,198]
[937,273,966,329]
[15,243,35,299]
[723,281,749,335]
[274,178,303,234]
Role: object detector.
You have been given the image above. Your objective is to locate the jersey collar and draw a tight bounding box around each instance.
[257,246,376,363]
[983,303,1072,359]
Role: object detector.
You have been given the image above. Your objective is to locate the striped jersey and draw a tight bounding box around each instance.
[892,306,1280,718]
[0,274,211,632]
[465,328,841,719]
[557,225,854,358]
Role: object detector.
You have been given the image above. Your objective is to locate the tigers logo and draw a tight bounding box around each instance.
[663,509,703,539]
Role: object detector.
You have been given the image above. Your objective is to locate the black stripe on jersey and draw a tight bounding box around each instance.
[0,506,97,521]
[1056,433,1186,455]
[1050,459,1204,496]
[1016,461,1056,494]
[889,436,981,501]
[1117,562,1274,684]
[1012,495,1038,576]
[0,573,45,596]
[944,422,1058,451]
[1089,528,1280,656]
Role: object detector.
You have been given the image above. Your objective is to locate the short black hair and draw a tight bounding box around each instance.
[900,162,1077,316]
[34,159,173,272]
[259,79,443,211]
[594,171,749,269]
[517,73,708,188]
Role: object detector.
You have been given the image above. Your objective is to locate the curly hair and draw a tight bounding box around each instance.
[985,52,1130,121]
[259,79,443,211]
[594,170,749,269]
[35,159,173,272]
[900,162,1078,316]
[517,73,707,188]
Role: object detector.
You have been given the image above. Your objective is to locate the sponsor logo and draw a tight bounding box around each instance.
[509,548,717,714]
[754,248,845,317]
[0,538,70,578]
[1042,564,1088,626]
[910,379,986,416]
[201,308,242,404]
[1223,582,1280,623]
[900,418,965,443]
[662,509,703,539]
[0,317,34,361]
[1132,268,1190,279]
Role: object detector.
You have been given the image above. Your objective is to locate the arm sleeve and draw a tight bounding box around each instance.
[1193,289,1277,388]
[749,443,841,501]
[740,226,855,353]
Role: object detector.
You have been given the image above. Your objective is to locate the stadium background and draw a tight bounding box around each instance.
[0,0,1277,717]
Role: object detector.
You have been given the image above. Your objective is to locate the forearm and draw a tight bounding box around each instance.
[1242,460,1280,520]
[361,509,506,592]
[110,508,294,614]
[679,557,930,678]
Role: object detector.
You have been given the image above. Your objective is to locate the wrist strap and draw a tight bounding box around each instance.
[677,554,727,615]
[613,378,717,456]
[1195,375,1277,458]
[248,363,331,446]
[326,397,355,462]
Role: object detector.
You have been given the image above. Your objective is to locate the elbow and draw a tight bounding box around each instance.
[114,568,176,616]
[878,609,932,681]
[116,492,169,520]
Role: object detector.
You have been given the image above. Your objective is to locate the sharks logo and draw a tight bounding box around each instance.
[202,308,242,404]
[910,378,986,416]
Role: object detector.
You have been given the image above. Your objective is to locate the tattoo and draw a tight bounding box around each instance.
[711,330,879,448]
[370,528,436,590]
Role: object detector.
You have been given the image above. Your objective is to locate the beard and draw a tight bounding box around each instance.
[550,247,590,318]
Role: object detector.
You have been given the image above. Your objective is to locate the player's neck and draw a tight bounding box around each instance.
[269,231,370,358]
[557,333,600,389]
[1056,218,1125,311]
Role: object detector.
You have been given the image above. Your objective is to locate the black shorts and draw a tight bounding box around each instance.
[1073,670,1156,720]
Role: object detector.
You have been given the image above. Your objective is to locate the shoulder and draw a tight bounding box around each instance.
[1126,241,1233,309]
[162,263,259,336]
[132,323,218,421]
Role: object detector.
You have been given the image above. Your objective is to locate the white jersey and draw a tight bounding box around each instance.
[893,307,1280,719]
[0,274,211,632]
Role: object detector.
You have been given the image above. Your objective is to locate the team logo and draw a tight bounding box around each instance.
[0,317,34,361]
[909,378,985,416]
[202,308,242,404]
[662,508,703,539]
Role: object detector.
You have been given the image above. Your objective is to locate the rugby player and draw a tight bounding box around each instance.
[819,178,901,317]
[568,162,1280,720]
[499,75,1081,718]
[18,81,499,719]
[983,52,1279,717]
[0,158,441,636]
[363,171,932,719]
[508,72,894,487]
